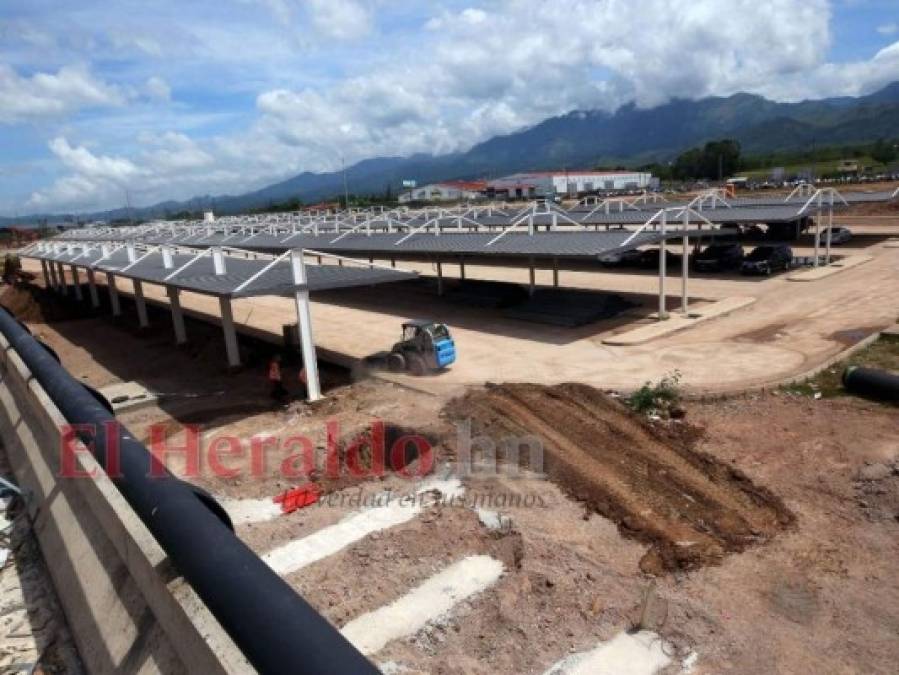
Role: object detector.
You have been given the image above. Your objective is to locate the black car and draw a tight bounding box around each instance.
[637,248,681,269]
[598,248,643,267]
[694,243,744,272]
[740,245,793,275]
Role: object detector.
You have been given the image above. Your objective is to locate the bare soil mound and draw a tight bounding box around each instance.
[0,283,86,323]
[444,382,795,574]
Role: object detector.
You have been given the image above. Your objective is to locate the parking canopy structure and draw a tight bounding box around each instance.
[42,184,899,331]
[19,240,416,401]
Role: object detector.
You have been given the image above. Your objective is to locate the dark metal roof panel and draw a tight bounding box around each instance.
[23,248,416,297]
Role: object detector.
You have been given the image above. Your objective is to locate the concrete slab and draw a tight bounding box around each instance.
[881,324,899,337]
[99,381,158,412]
[601,296,756,346]
[885,238,899,249]
[787,255,873,281]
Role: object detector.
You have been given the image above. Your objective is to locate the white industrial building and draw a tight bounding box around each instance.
[486,171,655,199]
[549,171,654,194]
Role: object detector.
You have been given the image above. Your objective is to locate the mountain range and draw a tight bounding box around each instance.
[12,82,899,223]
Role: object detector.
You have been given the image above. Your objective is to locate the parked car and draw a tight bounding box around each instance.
[599,249,643,267]
[637,248,681,269]
[818,226,852,244]
[694,243,744,272]
[740,245,793,275]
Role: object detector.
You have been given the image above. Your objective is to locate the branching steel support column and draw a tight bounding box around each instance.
[71,265,83,301]
[218,296,241,368]
[86,269,100,308]
[290,250,322,402]
[658,211,668,320]
[133,279,149,328]
[167,286,187,345]
[108,273,121,316]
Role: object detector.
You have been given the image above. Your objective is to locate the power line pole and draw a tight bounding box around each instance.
[342,156,349,211]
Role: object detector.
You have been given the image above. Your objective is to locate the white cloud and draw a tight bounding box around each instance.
[145,76,171,101]
[306,0,372,40]
[0,64,124,123]
[11,0,899,214]
[877,23,897,36]
[249,0,840,171]
[28,138,142,210]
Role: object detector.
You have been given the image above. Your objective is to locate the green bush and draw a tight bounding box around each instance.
[628,370,682,416]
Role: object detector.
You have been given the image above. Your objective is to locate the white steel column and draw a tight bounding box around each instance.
[46,260,58,291]
[813,192,822,267]
[133,279,149,328]
[108,273,121,316]
[71,266,83,301]
[167,286,187,345]
[86,268,100,308]
[681,233,690,315]
[56,262,67,295]
[681,210,690,314]
[40,260,51,289]
[218,296,241,368]
[658,211,668,320]
[825,190,834,264]
[289,250,322,402]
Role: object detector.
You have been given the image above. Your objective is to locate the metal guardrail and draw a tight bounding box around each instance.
[0,307,377,675]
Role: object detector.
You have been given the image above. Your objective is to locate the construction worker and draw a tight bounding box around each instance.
[268,354,288,404]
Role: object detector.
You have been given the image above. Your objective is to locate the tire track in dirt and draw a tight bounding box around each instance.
[445,383,794,574]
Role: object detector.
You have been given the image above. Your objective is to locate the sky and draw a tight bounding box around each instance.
[1,0,898,216]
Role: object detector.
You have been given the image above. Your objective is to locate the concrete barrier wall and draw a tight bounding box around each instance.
[0,333,255,674]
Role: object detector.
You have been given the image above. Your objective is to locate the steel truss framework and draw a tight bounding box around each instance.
[20,240,416,400]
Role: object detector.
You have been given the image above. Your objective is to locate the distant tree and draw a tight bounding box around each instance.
[871,138,897,165]
[672,140,741,180]
[638,162,674,181]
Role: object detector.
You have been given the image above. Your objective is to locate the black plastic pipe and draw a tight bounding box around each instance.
[843,365,899,402]
[0,307,376,675]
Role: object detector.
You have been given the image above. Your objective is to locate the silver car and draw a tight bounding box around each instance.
[818,226,852,244]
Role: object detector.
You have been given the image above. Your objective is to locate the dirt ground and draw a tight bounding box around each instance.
[443,383,794,575]
[3,275,899,673]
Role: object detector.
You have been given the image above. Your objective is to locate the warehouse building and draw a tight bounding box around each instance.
[486,171,655,199]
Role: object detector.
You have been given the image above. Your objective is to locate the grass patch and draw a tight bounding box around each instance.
[781,333,899,400]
